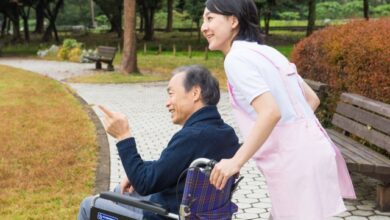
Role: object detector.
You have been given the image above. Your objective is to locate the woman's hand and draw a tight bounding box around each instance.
[210,158,241,190]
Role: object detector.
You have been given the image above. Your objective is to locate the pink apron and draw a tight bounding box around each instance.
[227,48,356,219]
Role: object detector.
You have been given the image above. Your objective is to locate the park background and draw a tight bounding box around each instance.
[0,0,389,219]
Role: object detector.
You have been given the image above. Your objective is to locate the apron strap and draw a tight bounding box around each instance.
[241,46,306,119]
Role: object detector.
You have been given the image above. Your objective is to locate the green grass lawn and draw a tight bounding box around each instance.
[68,44,293,86]
[2,28,294,86]
[0,65,97,219]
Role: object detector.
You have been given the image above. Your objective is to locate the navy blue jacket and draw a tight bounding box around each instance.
[116,105,240,220]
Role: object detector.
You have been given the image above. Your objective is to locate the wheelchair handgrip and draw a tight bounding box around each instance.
[99,191,169,216]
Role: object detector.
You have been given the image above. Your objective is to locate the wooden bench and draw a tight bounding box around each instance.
[304,79,329,101]
[326,93,390,211]
[85,46,117,71]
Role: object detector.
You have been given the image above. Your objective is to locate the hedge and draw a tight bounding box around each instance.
[291,17,390,124]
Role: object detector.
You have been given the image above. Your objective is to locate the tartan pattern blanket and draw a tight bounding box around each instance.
[180,167,238,220]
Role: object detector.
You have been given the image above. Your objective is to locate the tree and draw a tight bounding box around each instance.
[184,0,204,41]
[138,0,162,41]
[253,0,267,30]
[306,0,316,36]
[363,0,369,20]
[94,0,123,37]
[263,0,276,36]
[166,0,173,32]
[42,0,64,42]
[0,13,7,37]
[18,0,36,42]
[33,0,44,33]
[121,0,138,74]
[1,1,22,41]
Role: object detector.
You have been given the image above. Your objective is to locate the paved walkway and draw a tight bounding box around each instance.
[0,58,389,219]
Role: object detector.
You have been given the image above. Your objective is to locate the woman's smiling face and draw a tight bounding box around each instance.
[201,8,239,55]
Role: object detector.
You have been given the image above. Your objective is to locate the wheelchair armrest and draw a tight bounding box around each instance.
[99,191,168,216]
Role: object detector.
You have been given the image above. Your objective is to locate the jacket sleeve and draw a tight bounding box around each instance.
[116,130,199,196]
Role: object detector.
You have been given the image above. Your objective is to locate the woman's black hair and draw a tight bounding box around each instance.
[205,0,264,44]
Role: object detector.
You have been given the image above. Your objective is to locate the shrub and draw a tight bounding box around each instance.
[291,17,390,122]
[56,38,83,61]
[68,47,82,62]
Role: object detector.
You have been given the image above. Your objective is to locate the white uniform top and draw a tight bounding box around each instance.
[224,41,316,123]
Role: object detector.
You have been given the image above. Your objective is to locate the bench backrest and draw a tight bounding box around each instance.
[304,79,329,100]
[97,46,117,60]
[332,93,390,153]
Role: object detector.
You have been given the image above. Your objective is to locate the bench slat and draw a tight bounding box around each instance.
[341,93,390,117]
[329,129,390,166]
[328,129,390,173]
[330,133,377,173]
[97,46,117,60]
[332,113,390,152]
[99,50,116,56]
[303,79,327,91]
[336,102,390,135]
[304,79,328,99]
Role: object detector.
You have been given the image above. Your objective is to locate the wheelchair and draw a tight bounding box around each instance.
[90,158,242,220]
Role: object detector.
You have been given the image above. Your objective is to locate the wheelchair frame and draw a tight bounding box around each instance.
[89,158,237,220]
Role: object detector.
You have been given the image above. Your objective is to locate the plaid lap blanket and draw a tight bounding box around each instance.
[180,167,238,220]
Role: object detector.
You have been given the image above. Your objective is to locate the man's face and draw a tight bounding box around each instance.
[166,73,197,125]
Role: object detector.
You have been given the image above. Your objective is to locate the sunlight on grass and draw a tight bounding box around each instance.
[68,44,293,87]
[0,65,97,219]
[67,71,170,84]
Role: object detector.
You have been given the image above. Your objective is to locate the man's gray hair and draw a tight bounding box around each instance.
[172,65,220,105]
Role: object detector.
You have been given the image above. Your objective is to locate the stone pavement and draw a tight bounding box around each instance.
[0,58,389,219]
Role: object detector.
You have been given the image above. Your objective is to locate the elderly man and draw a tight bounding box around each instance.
[78,65,240,220]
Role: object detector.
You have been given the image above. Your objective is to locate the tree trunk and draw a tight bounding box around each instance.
[94,0,122,36]
[11,18,21,42]
[264,11,271,36]
[306,0,316,37]
[166,0,173,32]
[196,19,201,42]
[258,8,262,30]
[9,4,21,42]
[363,0,369,20]
[139,14,144,32]
[109,17,122,37]
[1,14,7,36]
[90,0,96,28]
[110,8,123,37]
[142,4,155,41]
[42,0,64,43]
[22,8,30,42]
[34,0,45,33]
[121,0,138,74]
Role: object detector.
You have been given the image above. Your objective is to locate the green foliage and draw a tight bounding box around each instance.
[317,1,390,19]
[278,11,300,20]
[184,0,204,24]
[316,1,343,19]
[95,14,109,27]
[57,38,83,61]
[343,0,364,17]
[372,4,390,16]
[62,38,80,50]
[56,0,92,26]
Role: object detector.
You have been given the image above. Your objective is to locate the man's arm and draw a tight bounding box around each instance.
[117,132,198,195]
[98,105,198,195]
